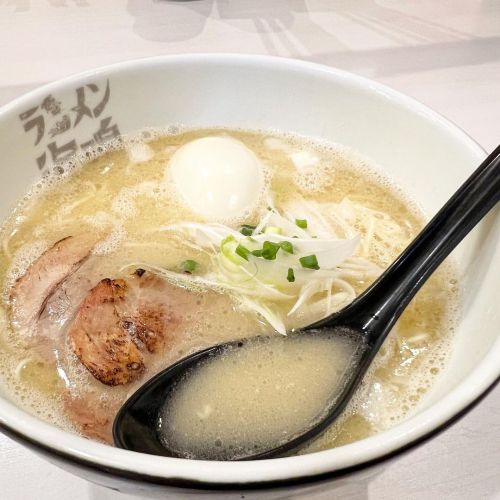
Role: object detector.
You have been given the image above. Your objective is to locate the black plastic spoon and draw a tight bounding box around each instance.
[114,145,500,460]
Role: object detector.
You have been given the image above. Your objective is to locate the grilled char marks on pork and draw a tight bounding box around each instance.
[118,269,182,353]
[68,278,145,386]
[69,270,196,386]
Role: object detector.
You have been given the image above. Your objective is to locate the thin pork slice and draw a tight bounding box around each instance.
[118,269,199,353]
[63,390,115,444]
[9,235,95,334]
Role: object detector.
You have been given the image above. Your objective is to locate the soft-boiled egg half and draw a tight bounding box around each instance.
[169,136,264,221]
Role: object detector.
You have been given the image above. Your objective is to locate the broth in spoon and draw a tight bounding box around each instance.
[159,330,365,460]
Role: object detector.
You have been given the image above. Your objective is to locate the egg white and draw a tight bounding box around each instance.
[169,136,264,222]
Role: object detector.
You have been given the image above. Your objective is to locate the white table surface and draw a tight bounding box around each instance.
[0,1,499,499]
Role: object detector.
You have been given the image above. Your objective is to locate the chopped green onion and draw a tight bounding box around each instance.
[299,254,320,270]
[264,226,283,235]
[221,235,236,246]
[287,268,295,282]
[279,241,294,254]
[220,235,242,264]
[239,224,256,236]
[295,218,308,229]
[251,249,263,257]
[235,244,250,261]
[181,260,198,273]
[261,241,281,260]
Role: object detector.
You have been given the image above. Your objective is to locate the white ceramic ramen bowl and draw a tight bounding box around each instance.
[0,55,498,499]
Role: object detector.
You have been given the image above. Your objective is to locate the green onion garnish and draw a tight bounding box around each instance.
[299,254,319,270]
[264,226,283,235]
[221,234,236,246]
[261,241,281,260]
[287,268,295,282]
[295,219,308,229]
[235,244,250,261]
[251,249,263,257]
[239,224,256,237]
[181,260,198,273]
[279,241,294,254]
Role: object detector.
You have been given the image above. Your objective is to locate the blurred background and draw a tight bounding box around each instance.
[1,1,498,149]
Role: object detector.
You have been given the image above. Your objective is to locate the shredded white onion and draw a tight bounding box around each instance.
[130,198,404,334]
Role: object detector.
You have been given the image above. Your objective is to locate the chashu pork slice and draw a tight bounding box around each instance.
[68,269,202,386]
[38,256,110,339]
[68,278,145,386]
[63,390,115,444]
[9,235,95,334]
[118,268,196,353]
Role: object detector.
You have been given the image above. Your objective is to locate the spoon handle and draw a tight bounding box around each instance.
[326,145,500,345]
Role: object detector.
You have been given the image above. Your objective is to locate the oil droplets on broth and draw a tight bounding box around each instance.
[0,126,458,455]
[159,330,366,460]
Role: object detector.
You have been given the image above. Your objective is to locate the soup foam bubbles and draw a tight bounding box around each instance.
[0,126,458,452]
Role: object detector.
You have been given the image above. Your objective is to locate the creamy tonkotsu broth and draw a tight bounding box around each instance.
[160,331,364,460]
[0,128,458,455]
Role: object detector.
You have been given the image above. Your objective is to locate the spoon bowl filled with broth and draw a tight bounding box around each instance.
[0,55,497,497]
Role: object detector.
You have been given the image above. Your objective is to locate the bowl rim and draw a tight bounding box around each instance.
[0,53,498,489]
